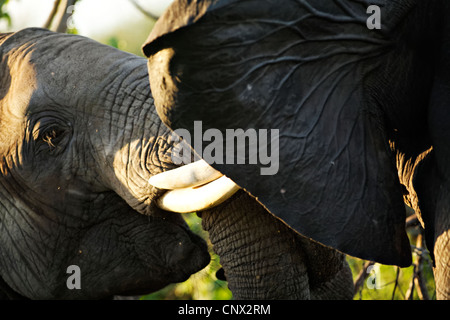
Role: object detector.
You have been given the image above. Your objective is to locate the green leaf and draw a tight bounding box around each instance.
[2,12,11,26]
[0,0,11,27]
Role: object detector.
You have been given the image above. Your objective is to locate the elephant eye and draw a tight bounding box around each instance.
[32,119,72,156]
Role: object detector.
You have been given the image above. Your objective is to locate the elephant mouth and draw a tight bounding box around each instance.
[148,159,241,213]
[118,220,210,298]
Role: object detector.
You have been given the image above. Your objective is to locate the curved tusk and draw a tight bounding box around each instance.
[155,176,240,213]
[149,159,223,189]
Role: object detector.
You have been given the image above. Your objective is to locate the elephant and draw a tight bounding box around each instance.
[0,28,355,300]
[0,28,212,299]
[143,0,450,299]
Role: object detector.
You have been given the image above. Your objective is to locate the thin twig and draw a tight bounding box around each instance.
[405,264,416,300]
[55,0,77,33]
[128,0,159,20]
[43,0,77,33]
[413,233,431,300]
[391,266,401,299]
[405,213,419,229]
[353,261,374,297]
[43,0,61,29]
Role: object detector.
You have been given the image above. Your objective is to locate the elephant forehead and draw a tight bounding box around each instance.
[31,45,113,99]
[28,37,147,108]
[0,29,146,117]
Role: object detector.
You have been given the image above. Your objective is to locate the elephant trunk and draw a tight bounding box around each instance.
[201,190,355,300]
[201,191,311,299]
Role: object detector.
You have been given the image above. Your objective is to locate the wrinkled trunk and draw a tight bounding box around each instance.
[201,191,354,300]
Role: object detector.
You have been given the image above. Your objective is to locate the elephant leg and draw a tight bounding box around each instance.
[412,151,450,300]
[434,191,450,300]
[298,238,354,300]
[434,227,450,300]
[201,190,354,300]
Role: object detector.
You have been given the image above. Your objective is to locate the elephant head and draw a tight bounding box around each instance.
[0,28,211,299]
[143,0,450,299]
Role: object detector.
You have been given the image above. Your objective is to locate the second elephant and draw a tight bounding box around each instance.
[0,28,211,299]
[144,0,450,299]
[0,28,347,300]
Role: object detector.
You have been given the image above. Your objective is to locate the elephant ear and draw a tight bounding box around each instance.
[143,0,415,266]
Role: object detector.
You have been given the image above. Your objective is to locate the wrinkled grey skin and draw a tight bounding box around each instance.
[201,191,354,300]
[143,0,450,299]
[0,28,355,300]
[0,28,210,299]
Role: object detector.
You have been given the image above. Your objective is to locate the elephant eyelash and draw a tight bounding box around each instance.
[42,129,58,149]
[32,123,72,156]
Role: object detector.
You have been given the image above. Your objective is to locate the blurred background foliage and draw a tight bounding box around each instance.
[0,0,11,27]
[0,0,436,300]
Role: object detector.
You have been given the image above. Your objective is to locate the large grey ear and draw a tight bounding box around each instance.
[142,0,425,267]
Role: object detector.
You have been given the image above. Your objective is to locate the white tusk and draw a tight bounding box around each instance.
[155,176,240,213]
[149,159,223,189]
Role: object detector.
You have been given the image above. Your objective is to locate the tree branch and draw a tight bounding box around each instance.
[43,0,61,29]
[405,264,416,300]
[43,0,77,33]
[128,0,159,21]
[391,266,401,299]
[412,233,431,300]
[353,260,374,297]
[405,213,420,229]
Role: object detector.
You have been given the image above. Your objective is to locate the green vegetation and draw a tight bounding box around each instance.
[349,257,435,300]
[0,0,11,27]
